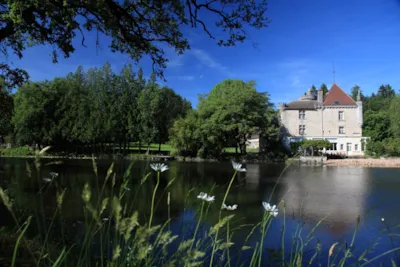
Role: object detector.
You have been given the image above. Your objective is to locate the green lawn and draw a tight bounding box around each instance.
[224,147,259,153]
[0,146,33,156]
[128,143,174,152]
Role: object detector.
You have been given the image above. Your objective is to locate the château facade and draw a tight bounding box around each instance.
[278,84,367,156]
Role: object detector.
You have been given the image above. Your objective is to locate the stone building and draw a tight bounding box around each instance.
[278,84,368,156]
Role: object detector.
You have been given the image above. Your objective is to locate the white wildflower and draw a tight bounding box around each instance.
[197,192,215,202]
[150,163,169,172]
[232,161,246,172]
[222,203,238,211]
[124,186,130,191]
[262,202,278,217]
[43,178,52,183]
[381,218,385,222]
[50,172,59,179]
[205,195,215,202]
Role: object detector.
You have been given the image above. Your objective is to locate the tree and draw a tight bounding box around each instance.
[1,0,269,87]
[169,110,202,156]
[350,84,365,101]
[137,73,160,154]
[10,63,187,154]
[362,111,392,142]
[12,82,49,146]
[197,79,277,155]
[377,84,396,98]
[0,81,13,143]
[310,85,317,98]
[320,83,328,99]
[389,96,400,138]
[154,87,192,151]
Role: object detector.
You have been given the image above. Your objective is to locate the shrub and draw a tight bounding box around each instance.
[0,146,33,156]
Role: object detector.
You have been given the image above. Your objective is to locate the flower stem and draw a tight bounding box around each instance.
[190,201,205,252]
[149,171,160,229]
[209,170,237,267]
[258,213,270,267]
[227,219,231,267]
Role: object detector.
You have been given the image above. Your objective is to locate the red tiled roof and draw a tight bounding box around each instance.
[323,84,357,105]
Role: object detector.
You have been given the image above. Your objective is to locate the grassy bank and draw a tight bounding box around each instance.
[0,146,33,156]
[0,144,276,162]
[0,148,398,266]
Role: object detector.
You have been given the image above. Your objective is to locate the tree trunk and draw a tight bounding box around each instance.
[158,140,161,153]
[146,143,150,155]
[239,142,247,155]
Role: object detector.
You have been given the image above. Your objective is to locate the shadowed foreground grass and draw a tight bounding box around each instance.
[0,147,399,267]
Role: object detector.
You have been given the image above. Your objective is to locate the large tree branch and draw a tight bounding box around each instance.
[0,22,15,43]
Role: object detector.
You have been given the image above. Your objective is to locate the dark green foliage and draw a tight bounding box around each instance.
[11,63,189,152]
[169,111,202,157]
[389,96,400,138]
[310,85,317,97]
[1,0,269,87]
[366,138,400,157]
[363,84,399,156]
[0,81,13,143]
[290,140,331,154]
[350,85,365,101]
[363,111,392,142]
[320,83,328,99]
[301,139,332,150]
[170,79,280,157]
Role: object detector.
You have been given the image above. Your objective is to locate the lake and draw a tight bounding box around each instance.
[1,157,400,266]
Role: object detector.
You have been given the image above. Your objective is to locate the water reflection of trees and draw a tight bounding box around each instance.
[0,159,374,240]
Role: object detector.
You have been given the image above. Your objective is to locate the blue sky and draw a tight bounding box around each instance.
[3,0,400,107]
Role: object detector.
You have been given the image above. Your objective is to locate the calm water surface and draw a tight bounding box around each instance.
[1,158,400,265]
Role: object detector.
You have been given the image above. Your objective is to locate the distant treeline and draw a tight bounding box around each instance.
[356,84,400,156]
[1,63,191,154]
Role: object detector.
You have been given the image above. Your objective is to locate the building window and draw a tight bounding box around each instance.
[339,111,345,121]
[340,144,344,150]
[299,110,306,120]
[355,144,359,151]
[347,143,352,152]
[332,143,337,151]
[299,125,306,135]
[339,126,345,134]
[334,101,340,105]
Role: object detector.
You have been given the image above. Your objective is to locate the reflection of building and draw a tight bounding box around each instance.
[246,134,260,149]
[281,166,368,235]
[278,84,368,156]
[244,163,260,189]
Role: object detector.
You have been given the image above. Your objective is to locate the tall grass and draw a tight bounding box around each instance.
[0,147,399,266]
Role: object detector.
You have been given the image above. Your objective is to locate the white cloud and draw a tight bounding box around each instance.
[167,75,195,81]
[190,48,233,76]
[277,59,313,89]
[167,55,185,67]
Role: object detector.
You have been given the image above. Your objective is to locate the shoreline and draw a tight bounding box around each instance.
[0,154,285,163]
[325,158,400,168]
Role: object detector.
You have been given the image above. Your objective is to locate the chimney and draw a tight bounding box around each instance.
[357,88,361,101]
[317,89,323,102]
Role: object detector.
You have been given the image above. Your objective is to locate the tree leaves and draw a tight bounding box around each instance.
[11,63,189,149]
[1,0,270,87]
